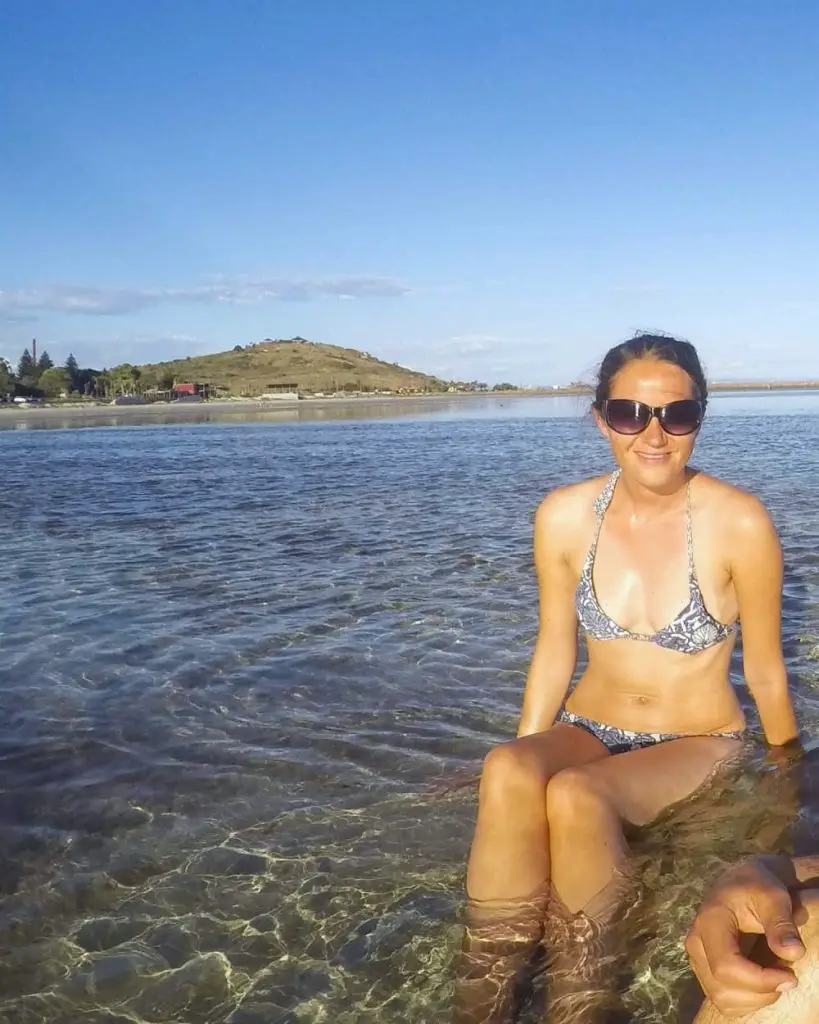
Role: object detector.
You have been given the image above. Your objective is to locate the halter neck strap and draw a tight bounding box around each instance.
[589,469,695,578]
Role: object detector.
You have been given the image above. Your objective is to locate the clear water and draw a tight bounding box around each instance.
[1,394,818,1023]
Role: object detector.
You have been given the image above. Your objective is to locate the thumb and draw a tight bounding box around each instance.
[763,902,805,962]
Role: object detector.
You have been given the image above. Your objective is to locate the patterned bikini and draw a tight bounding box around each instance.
[557,469,745,754]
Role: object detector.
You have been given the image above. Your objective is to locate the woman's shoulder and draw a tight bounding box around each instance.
[535,474,610,532]
[692,471,777,535]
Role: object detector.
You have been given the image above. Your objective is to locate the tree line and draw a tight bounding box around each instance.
[0,348,97,399]
[0,347,182,401]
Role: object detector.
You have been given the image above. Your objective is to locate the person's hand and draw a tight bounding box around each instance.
[685,857,806,1018]
[764,737,804,771]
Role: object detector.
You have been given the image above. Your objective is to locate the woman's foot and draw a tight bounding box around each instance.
[544,880,639,1023]
[452,900,545,1024]
[545,908,620,1022]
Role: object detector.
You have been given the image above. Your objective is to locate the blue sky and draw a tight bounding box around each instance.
[2,1,818,385]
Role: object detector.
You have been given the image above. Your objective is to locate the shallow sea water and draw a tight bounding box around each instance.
[1,394,818,1023]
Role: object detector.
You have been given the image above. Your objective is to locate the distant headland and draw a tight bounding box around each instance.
[1,337,817,404]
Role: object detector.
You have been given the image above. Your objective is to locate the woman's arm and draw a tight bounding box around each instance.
[729,495,800,748]
[517,489,580,738]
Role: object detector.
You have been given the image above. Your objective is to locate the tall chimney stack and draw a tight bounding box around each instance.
[32,338,37,364]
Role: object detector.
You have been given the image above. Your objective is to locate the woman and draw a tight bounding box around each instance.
[455,333,799,1022]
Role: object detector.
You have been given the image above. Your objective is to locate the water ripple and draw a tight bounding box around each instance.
[0,411,818,1021]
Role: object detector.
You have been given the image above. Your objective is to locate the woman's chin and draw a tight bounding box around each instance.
[627,453,685,484]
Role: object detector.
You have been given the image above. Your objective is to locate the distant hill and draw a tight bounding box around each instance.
[133,338,448,396]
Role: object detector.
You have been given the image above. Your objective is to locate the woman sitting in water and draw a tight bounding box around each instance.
[455,333,799,1022]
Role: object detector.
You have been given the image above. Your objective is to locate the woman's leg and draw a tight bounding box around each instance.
[692,890,819,1023]
[548,735,743,912]
[453,724,610,1023]
[543,736,743,1021]
[466,724,610,903]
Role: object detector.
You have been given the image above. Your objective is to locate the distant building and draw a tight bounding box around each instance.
[260,382,300,400]
[172,382,213,400]
[111,395,149,406]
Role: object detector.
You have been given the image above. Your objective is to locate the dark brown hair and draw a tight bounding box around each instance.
[593,333,708,413]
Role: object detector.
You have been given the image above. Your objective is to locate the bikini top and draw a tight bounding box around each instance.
[574,470,737,654]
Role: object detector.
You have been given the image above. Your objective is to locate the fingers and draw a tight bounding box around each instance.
[765,916,806,963]
[687,932,794,1017]
[686,906,797,1017]
[748,886,805,964]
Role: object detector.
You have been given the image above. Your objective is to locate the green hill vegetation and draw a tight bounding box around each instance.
[132,337,449,396]
[2,339,495,401]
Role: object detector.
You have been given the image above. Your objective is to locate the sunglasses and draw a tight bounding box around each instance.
[601,398,703,436]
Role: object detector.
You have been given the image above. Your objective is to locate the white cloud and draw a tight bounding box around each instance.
[0,274,411,318]
[36,333,203,368]
[0,310,39,324]
[442,334,539,355]
[390,333,545,385]
[446,334,506,354]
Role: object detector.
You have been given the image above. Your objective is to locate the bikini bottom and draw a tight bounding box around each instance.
[556,708,745,756]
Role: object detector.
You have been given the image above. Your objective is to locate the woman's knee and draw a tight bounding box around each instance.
[546,766,611,826]
[478,740,546,806]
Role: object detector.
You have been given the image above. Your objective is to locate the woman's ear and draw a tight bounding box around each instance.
[592,405,608,441]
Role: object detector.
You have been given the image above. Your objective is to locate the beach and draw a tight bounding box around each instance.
[0,393,490,429]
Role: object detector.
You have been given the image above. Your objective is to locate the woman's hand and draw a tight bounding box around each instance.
[685,857,804,1018]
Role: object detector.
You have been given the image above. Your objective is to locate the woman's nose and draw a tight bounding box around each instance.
[642,415,667,446]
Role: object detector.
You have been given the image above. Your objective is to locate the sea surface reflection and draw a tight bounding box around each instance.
[0,405,818,1022]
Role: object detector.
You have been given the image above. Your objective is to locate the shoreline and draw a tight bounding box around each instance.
[0,392,484,420]
[1,383,818,430]
[0,393,500,429]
